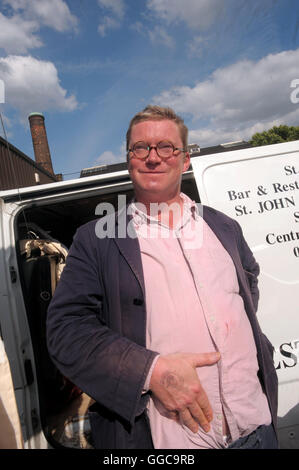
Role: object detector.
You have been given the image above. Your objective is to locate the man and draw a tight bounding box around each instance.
[47,105,278,449]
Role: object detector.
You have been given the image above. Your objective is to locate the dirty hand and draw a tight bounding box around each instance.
[149,352,221,433]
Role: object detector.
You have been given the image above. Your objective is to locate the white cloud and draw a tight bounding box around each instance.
[188,116,299,148]
[98,16,120,37]
[148,25,175,48]
[153,49,299,146]
[0,0,78,53]
[97,0,125,36]
[0,12,42,53]
[97,0,125,19]
[3,0,78,32]
[130,22,175,49]
[187,35,209,58]
[147,0,225,30]
[0,55,78,120]
[95,142,126,165]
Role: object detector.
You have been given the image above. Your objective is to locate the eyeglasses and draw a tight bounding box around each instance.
[128,141,185,160]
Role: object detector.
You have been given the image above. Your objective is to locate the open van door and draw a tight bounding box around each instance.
[0,197,49,448]
[191,140,299,449]
[0,170,135,449]
[0,337,23,448]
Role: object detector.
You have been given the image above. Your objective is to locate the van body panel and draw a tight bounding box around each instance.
[191,140,299,448]
[0,169,130,201]
[0,200,37,447]
[0,337,23,448]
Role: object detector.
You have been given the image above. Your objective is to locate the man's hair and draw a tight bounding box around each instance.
[126,105,188,151]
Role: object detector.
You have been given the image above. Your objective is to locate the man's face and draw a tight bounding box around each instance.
[128,119,190,204]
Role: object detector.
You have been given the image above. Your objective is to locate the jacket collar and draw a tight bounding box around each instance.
[113,204,145,296]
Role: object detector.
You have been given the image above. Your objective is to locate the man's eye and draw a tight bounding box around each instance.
[159,143,172,150]
[134,143,147,150]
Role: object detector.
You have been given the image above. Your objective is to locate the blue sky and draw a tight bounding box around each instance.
[0,0,299,179]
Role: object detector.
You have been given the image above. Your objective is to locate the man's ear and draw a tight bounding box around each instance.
[183,152,191,172]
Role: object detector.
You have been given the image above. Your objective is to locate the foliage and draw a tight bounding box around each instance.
[250,125,299,147]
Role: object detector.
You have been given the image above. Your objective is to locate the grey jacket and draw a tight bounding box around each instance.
[46,205,278,449]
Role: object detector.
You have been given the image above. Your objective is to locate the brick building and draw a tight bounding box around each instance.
[0,113,60,191]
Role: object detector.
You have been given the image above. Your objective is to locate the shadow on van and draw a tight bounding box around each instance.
[277,402,299,449]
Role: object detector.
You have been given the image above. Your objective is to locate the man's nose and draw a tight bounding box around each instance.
[146,146,161,162]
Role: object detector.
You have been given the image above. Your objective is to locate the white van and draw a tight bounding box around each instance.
[0,140,298,449]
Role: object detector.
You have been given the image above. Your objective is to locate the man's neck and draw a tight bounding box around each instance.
[134,193,184,229]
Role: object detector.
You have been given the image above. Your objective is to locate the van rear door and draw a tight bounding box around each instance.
[0,198,43,448]
[0,170,133,449]
[191,140,299,449]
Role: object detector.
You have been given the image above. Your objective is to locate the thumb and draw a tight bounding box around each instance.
[188,351,221,368]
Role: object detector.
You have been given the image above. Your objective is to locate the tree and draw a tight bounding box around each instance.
[250,125,299,147]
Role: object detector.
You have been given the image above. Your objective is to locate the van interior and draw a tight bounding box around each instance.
[14,175,200,448]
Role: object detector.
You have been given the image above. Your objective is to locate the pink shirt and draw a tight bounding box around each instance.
[131,194,271,449]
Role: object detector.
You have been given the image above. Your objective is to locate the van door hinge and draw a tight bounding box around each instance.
[9,266,17,283]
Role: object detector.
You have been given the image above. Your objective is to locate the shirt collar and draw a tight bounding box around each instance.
[130,192,199,230]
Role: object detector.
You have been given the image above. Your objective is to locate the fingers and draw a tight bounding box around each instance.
[180,408,199,433]
[168,398,212,434]
[187,401,211,433]
[194,381,214,423]
[168,392,213,434]
[187,385,213,433]
[199,399,213,426]
[179,405,210,434]
[149,352,220,435]
[190,351,221,368]
[173,359,214,434]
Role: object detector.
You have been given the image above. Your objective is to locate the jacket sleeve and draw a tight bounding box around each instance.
[46,223,157,424]
[233,219,260,312]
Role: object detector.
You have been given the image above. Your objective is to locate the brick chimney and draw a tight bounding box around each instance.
[28,112,54,175]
